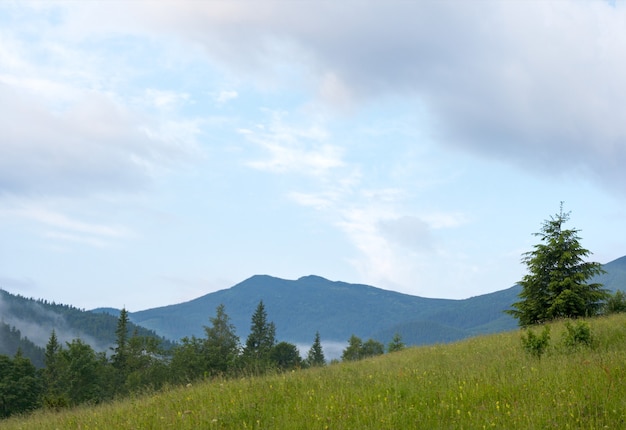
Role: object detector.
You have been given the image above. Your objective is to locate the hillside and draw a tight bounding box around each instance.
[128,255,626,346]
[0,290,173,365]
[6,314,626,429]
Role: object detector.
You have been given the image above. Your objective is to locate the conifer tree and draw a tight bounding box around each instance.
[508,203,608,326]
[387,332,405,353]
[43,330,67,408]
[242,301,276,369]
[306,331,326,367]
[112,308,130,371]
[111,308,131,392]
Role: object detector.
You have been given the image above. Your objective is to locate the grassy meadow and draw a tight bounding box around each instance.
[6,314,626,429]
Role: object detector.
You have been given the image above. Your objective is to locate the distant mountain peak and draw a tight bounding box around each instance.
[297,275,331,282]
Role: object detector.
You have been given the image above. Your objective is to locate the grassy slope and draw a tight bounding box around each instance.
[6,314,626,429]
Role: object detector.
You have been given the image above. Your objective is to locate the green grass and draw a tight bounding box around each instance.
[6,314,626,429]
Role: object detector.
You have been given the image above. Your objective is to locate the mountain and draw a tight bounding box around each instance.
[0,321,45,367]
[0,290,174,366]
[125,256,626,345]
[3,256,625,363]
[129,256,626,347]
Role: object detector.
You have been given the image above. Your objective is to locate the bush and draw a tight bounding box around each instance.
[521,326,550,358]
[563,320,593,349]
[604,290,626,315]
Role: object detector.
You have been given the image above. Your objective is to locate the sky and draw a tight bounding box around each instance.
[1,1,626,312]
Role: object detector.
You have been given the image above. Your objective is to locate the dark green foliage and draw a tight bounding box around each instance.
[521,326,551,358]
[508,204,609,326]
[0,352,42,418]
[242,301,276,371]
[361,339,385,358]
[521,326,550,358]
[306,331,325,367]
[111,308,130,371]
[604,290,626,314]
[123,330,169,393]
[42,330,67,409]
[169,336,207,383]
[270,342,302,370]
[387,332,405,353]
[563,321,593,349]
[203,304,240,376]
[341,335,385,361]
[168,305,240,382]
[110,308,130,392]
[59,339,106,406]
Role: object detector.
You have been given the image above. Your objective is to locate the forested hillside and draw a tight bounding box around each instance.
[0,322,45,367]
[0,290,173,365]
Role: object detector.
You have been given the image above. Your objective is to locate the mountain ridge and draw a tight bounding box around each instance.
[127,256,626,346]
[2,255,625,365]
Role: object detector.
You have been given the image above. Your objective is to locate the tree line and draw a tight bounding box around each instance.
[0,299,403,419]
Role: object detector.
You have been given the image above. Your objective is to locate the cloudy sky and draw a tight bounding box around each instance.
[1,1,626,311]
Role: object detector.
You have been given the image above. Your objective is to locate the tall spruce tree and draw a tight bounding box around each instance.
[508,203,608,326]
[111,308,131,392]
[242,301,276,369]
[306,331,325,367]
[43,330,66,408]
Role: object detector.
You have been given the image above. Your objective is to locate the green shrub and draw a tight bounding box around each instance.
[604,290,626,315]
[521,325,550,358]
[563,320,593,349]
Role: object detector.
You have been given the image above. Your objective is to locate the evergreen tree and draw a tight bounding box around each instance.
[111,308,130,372]
[110,307,131,392]
[242,301,276,370]
[508,204,609,326]
[204,304,240,376]
[43,330,67,408]
[306,331,325,367]
[387,332,405,353]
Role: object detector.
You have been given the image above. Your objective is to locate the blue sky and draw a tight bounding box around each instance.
[1,1,625,311]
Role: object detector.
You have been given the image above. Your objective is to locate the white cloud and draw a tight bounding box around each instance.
[144,88,190,110]
[0,204,131,249]
[10,2,625,192]
[66,0,626,194]
[216,90,238,103]
[243,113,344,176]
